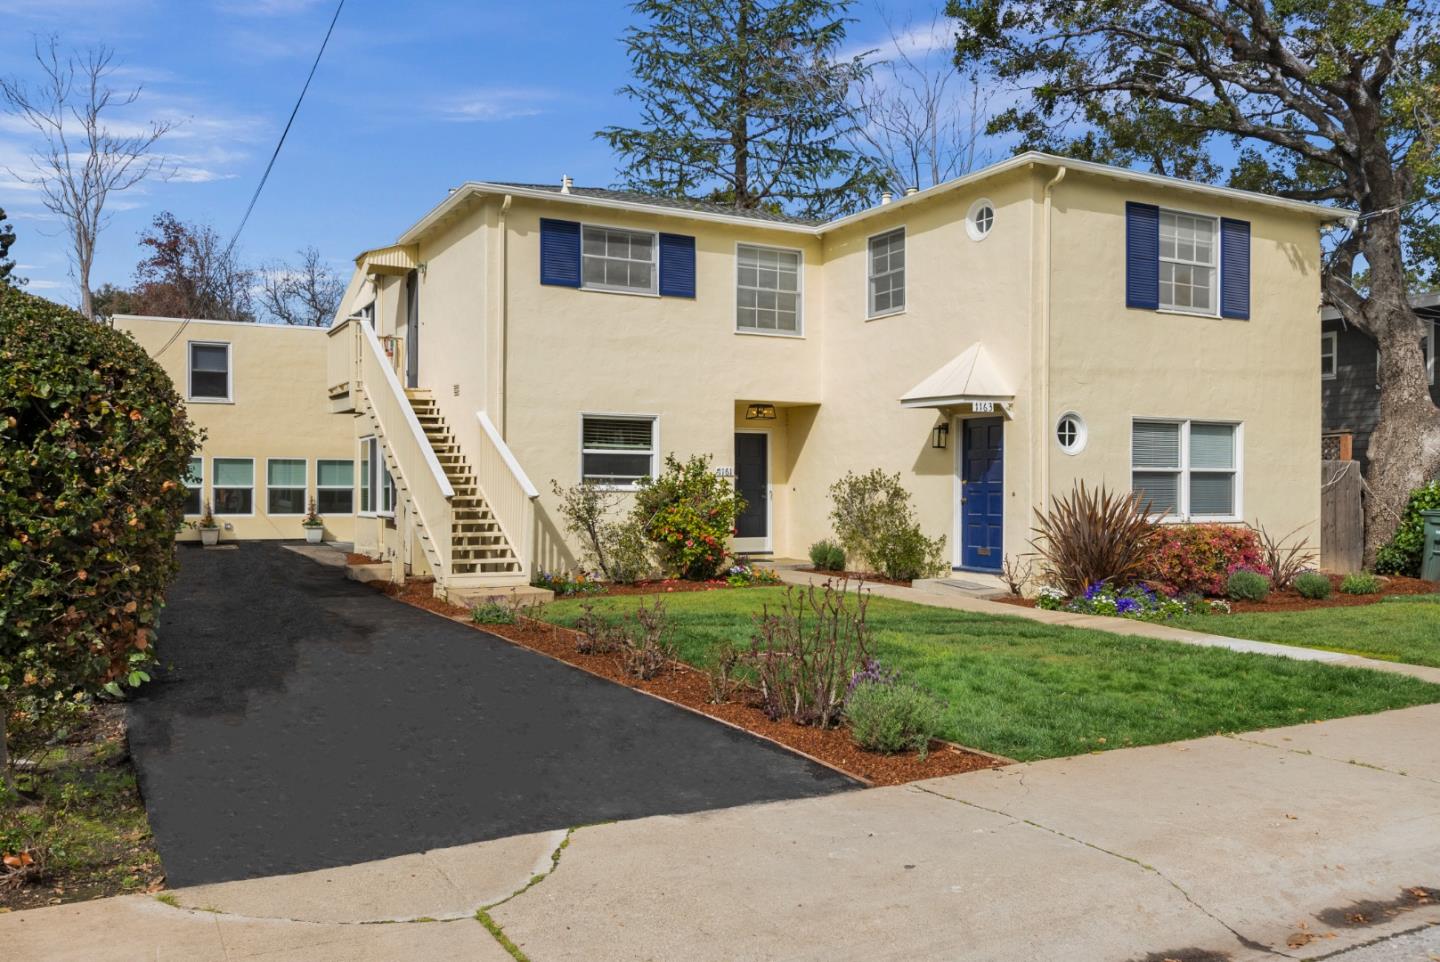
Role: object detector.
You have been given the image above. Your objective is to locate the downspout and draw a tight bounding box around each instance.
[1040,165,1067,514]
[499,194,512,436]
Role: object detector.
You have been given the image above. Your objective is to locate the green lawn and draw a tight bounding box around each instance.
[1171,596,1440,668]
[537,588,1440,762]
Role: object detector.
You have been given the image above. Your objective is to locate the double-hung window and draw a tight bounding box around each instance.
[581,415,656,488]
[212,458,254,515]
[1321,331,1338,380]
[867,228,905,317]
[1158,211,1217,314]
[1132,419,1240,521]
[183,456,203,515]
[359,437,395,516]
[267,459,307,515]
[737,244,801,335]
[317,459,355,514]
[581,226,656,294]
[188,342,231,401]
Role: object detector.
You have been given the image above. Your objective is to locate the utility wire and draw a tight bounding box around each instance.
[222,0,346,262]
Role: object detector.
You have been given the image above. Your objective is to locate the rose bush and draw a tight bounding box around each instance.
[633,453,745,581]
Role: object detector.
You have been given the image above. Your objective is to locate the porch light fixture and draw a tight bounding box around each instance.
[931,422,949,449]
[745,403,777,421]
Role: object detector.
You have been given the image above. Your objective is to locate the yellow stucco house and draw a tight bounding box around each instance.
[143,151,1342,599]
[117,316,357,544]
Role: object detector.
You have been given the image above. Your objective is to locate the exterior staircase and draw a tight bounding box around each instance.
[405,390,524,579]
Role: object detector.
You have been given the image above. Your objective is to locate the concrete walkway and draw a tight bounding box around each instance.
[768,565,1440,685]
[8,702,1440,961]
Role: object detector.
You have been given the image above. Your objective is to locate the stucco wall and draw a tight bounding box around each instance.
[117,316,357,543]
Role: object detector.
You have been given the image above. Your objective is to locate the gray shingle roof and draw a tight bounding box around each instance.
[490,182,823,226]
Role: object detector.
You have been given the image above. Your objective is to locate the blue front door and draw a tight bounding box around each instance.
[961,417,1004,571]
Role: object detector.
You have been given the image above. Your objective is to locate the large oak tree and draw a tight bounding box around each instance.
[947,0,1440,558]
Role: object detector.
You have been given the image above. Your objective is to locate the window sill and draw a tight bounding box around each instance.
[582,483,643,493]
[1155,308,1221,320]
[866,308,907,321]
[187,397,235,405]
[735,328,804,339]
[578,285,660,299]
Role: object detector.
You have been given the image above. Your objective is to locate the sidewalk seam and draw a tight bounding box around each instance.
[474,828,578,962]
[1225,733,1440,784]
[912,783,1297,960]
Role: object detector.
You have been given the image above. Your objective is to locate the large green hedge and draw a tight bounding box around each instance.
[1375,480,1440,577]
[0,285,198,759]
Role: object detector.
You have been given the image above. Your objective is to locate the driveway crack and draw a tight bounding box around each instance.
[913,784,1296,959]
[473,827,578,962]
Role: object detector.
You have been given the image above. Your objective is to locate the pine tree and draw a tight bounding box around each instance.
[599,0,882,219]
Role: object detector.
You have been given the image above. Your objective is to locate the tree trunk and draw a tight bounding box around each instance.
[1362,320,1440,562]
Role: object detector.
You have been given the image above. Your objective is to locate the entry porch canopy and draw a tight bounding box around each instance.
[899,343,1015,415]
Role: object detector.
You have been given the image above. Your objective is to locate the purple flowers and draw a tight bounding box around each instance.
[847,658,899,693]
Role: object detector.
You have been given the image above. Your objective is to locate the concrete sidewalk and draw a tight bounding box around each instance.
[8,703,1439,961]
[769,565,1440,685]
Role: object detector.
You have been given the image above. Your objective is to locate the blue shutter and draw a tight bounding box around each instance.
[658,233,696,298]
[540,218,581,287]
[1220,218,1250,320]
[1125,202,1160,309]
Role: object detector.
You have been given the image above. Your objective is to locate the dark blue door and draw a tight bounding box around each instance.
[961,418,1004,571]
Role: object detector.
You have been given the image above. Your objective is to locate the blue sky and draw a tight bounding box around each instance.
[0,0,959,305]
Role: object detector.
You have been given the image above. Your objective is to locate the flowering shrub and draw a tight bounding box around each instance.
[532,569,604,597]
[1145,524,1269,596]
[725,563,782,587]
[1035,585,1067,610]
[634,454,745,581]
[1064,582,1189,621]
[847,658,899,692]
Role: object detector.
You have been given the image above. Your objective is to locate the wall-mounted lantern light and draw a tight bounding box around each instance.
[745,403,778,420]
[931,421,950,450]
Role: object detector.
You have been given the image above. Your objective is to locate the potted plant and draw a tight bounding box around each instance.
[197,502,220,547]
[302,498,325,544]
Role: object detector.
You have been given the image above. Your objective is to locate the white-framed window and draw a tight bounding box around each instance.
[581,415,657,489]
[188,341,232,401]
[1131,419,1241,521]
[581,225,657,294]
[867,227,905,317]
[1055,412,1087,455]
[359,437,395,517]
[736,244,802,335]
[966,198,995,241]
[183,456,203,515]
[1158,210,1217,315]
[266,458,307,515]
[317,459,355,514]
[212,457,254,515]
[1321,331,1338,380]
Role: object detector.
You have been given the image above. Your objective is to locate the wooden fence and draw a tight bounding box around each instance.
[1321,460,1363,574]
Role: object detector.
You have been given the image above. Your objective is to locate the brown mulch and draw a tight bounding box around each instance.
[796,568,913,587]
[993,573,1438,614]
[591,578,733,596]
[346,552,384,566]
[366,580,1005,787]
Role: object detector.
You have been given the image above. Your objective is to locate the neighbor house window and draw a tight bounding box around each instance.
[867,228,905,317]
[1159,210,1217,314]
[317,459,355,514]
[183,456,203,515]
[1321,331,1338,380]
[212,458,254,515]
[737,244,801,335]
[266,459,307,515]
[188,342,231,401]
[581,225,657,294]
[1132,419,1240,521]
[581,415,657,488]
[359,437,394,517]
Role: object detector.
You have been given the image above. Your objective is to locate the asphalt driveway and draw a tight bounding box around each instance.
[128,543,854,887]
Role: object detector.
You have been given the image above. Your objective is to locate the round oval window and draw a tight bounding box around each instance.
[1056,412,1086,455]
[967,198,995,240]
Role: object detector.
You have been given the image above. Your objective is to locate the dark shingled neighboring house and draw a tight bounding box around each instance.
[1322,290,1439,470]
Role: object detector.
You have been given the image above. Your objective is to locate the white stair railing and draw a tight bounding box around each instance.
[469,411,538,580]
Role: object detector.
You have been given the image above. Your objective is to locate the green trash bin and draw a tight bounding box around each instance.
[1423,509,1440,583]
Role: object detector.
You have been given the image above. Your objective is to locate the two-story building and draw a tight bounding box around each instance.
[322,151,1344,600]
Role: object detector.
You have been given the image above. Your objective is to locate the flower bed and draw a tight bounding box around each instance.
[368,580,1004,786]
[1000,573,1437,616]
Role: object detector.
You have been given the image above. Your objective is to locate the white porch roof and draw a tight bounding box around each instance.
[899,343,1015,410]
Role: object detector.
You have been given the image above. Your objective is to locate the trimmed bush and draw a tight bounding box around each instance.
[845,680,945,758]
[1293,572,1332,600]
[634,453,745,581]
[1225,569,1271,602]
[828,469,946,582]
[808,539,846,572]
[1374,481,1440,577]
[0,286,199,784]
[1146,524,1269,596]
[1340,572,1383,595]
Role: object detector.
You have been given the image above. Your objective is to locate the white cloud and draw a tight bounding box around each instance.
[431,88,557,123]
[216,0,329,15]
[841,17,957,63]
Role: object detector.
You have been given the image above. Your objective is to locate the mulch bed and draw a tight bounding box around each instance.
[368,580,1005,787]
[795,568,913,587]
[346,552,383,565]
[994,573,1438,614]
